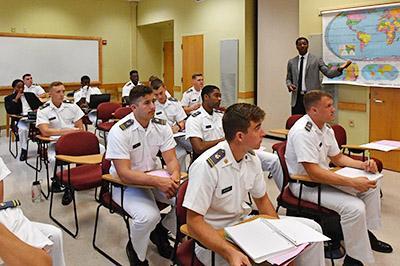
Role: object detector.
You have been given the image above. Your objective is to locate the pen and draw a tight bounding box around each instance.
[366,150,370,167]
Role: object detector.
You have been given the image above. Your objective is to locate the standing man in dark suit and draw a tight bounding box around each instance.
[286,37,351,115]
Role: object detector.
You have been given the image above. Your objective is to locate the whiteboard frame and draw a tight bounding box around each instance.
[0,32,102,89]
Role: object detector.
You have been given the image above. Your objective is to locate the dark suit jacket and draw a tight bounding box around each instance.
[4,92,41,115]
[286,54,342,107]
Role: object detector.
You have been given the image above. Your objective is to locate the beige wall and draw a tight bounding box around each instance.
[299,0,399,144]
[137,0,255,101]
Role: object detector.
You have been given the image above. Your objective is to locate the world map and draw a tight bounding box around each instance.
[322,5,400,87]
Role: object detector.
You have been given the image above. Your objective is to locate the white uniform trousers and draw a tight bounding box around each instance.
[195,216,324,266]
[289,181,382,264]
[32,222,66,266]
[255,150,284,190]
[175,136,192,172]
[112,186,176,261]
[17,120,30,151]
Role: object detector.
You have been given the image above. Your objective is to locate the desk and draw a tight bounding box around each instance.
[267,128,289,139]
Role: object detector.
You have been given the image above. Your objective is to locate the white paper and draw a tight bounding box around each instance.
[360,143,398,152]
[335,167,383,181]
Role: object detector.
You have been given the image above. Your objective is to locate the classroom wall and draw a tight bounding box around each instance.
[299,0,399,144]
[0,0,135,127]
[136,0,255,102]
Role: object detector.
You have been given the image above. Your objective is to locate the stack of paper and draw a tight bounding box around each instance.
[360,140,400,152]
[224,218,329,264]
[334,167,382,195]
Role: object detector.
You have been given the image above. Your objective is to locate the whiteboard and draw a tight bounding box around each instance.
[0,33,101,87]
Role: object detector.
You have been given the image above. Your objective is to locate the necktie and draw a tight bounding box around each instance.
[298,56,304,92]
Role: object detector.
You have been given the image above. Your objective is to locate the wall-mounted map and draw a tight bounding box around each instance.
[322,4,400,87]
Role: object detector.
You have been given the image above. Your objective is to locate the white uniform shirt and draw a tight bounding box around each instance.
[155,98,187,127]
[20,95,32,114]
[35,100,84,129]
[106,113,176,176]
[73,86,102,103]
[285,114,340,176]
[183,141,266,229]
[185,106,224,141]
[24,84,45,97]
[122,81,143,97]
[180,86,202,107]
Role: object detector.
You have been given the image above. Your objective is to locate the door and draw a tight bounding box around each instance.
[163,41,174,96]
[370,87,400,171]
[182,34,204,91]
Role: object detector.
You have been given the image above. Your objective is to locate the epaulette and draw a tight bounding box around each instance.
[119,119,134,130]
[326,123,331,129]
[33,83,38,86]
[168,97,178,102]
[207,149,226,168]
[191,111,201,117]
[214,109,224,114]
[152,117,167,125]
[40,103,50,110]
[63,99,72,104]
[305,121,312,132]
[127,82,132,86]
[187,88,193,93]
[248,150,255,156]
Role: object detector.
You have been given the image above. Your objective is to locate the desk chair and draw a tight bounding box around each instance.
[285,114,303,130]
[273,141,343,265]
[95,102,121,147]
[173,180,204,266]
[7,114,22,159]
[50,131,103,238]
[114,106,132,120]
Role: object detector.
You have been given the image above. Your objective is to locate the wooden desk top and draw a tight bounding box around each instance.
[268,128,289,137]
[180,214,275,239]
[55,154,103,165]
[36,135,55,142]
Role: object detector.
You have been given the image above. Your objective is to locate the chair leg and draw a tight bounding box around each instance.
[8,130,18,159]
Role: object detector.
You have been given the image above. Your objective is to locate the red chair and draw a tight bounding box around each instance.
[172,180,204,266]
[285,114,303,130]
[273,141,342,264]
[331,124,383,172]
[95,102,121,147]
[50,131,103,238]
[114,106,132,120]
[92,155,133,265]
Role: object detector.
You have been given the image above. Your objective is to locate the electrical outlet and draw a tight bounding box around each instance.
[349,120,355,127]
[11,27,16,33]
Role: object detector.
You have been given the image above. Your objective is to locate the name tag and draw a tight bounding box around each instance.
[156,111,162,115]
[49,117,56,121]
[222,186,232,194]
[205,125,212,129]
[191,98,197,102]
[132,143,141,149]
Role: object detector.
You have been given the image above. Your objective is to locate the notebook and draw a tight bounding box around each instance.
[334,167,383,195]
[224,218,329,264]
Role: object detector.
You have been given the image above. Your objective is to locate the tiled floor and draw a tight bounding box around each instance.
[1,134,398,265]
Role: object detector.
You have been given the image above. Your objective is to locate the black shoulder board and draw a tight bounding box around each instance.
[326,123,331,129]
[152,118,167,125]
[119,119,134,130]
[191,111,201,117]
[33,83,38,86]
[207,149,226,168]
[40,103,50,110]
[305,121,312,132]
[127,82,132,86]
[187,88,193,93]
[248,150,255,156]
[214,109,224,113]
[63,99,72,104]
[168,97,178,102]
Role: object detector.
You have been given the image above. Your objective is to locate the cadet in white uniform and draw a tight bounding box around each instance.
[181,73,204,114]
[183,103,324,266]
[73,75,102,124]
[0,157,65,266]
[151,78,191,171]
[122,70,142,99]
[106,85,180,265]
[285,90,392,265]
[186,85,284,189]
[23,74,46,98]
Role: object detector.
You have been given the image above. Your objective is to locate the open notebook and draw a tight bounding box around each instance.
[224,218,329,264]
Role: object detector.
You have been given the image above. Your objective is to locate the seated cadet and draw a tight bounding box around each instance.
[73,75,102,124]
[151,78,191,171]
[183,103,324,266]
[285,90,392,266]
[181,73,204,115]
[5,79,41,161]
[23,74,46,99]
[0,157,65,266]
[185,85,284,189]
[36,81,85,205]
[122,70,141,105]
[106,85,180,265]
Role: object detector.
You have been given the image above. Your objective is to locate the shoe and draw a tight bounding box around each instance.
[51,179,64,193]
[61,189,73,206]
[19,149,27,161]
[150,223,174,260]
[324,243,345,259]
[126,241,148,266]
[343,255,363,266]
[368,231,393,253]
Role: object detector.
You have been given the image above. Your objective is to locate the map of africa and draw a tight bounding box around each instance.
[322,5,400,87]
